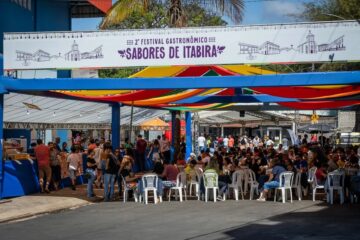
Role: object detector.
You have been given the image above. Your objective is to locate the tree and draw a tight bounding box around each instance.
[298,0,360,21]
[100,0,243,28]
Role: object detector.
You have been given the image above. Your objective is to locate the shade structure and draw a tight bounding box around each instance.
[298,123,335,133]
[52,65,359,111]
[138,117,169,131]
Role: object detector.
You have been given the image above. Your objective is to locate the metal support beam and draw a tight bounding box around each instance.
[170,111,176,163]
[185,111,192,160]
[174,95,298,104]
[1,71,359,92]
[0,94,4,199]
[111,103,121,150]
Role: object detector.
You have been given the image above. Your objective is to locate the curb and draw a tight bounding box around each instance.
[0,202,92,224]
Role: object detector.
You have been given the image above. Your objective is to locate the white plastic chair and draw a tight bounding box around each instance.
[308,167,317,184]
[247,169,259,200]
[169,172,187,202]
[274,171,294,203]
[292,172,302,201]
[188,169,202,200]
[227,170,244,200]
[141,174,162,204]
[203,171,219,202]
[327,170,345,204]
[121,175,138,203]
[312,172,325,201]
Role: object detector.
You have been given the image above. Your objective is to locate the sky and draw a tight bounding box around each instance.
[71,0,314,31]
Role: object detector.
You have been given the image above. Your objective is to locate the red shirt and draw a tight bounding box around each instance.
[136,139,147,154]
[163,164,179,181]
[35,144,50,167]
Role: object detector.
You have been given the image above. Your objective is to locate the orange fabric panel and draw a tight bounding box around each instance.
[88,0,112,13]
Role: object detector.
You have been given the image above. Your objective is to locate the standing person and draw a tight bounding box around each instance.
[148,139,161,162]
[228,135,234,149]
[54,137,61,152]
[197,134,206,152]
[253,136,260,148]
[86,149,97,198]
[104,144,119,201]
[34,139,51,193]
[27,142,37,160]
[67,146,81,190]
[160,135,171,163]
[49,142,61,191]
[62,142,69,153]
[93,141,102,187]
[223,135,229,151]
[88,139,97,151]
[124,137,133,149]
[135,135,147,172]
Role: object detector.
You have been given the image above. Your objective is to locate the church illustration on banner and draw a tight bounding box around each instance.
[15,40,103,66]
[238,31,345,59]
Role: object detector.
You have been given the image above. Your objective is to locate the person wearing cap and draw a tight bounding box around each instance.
[187,152,197,162]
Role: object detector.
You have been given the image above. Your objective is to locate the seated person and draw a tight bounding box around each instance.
[119,158,141,199]
[315,163,328,185]
[257,158,286,201]
[202,157,227,201]
[161,159,179,188]
[185,160,197,176]
[187,152,197,162]
[176,152,186,167]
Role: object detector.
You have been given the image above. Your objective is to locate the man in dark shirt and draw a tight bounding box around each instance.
[103,144,119,201]
[136,135,147,172]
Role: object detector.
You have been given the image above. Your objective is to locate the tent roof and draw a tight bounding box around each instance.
[138,117,168,131]
[4,93,167,126]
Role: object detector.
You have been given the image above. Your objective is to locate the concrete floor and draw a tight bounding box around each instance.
[0,200,359,240]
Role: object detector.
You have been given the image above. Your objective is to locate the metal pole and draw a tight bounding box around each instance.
[185,111,192,160]
[129,102,134,144]
[0,94,4,199]
[111,103,121,150]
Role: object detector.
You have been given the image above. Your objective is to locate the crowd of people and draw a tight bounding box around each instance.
[29,132,360,203]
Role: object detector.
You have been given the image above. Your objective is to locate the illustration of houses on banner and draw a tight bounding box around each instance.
[65,41,103,61]
[297,31,345,54]
[238,30,345,59]
[16,49,51,65]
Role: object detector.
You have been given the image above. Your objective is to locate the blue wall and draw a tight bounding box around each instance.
[0,0,71,53]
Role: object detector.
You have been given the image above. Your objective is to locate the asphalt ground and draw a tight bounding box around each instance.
[1,199,359,240]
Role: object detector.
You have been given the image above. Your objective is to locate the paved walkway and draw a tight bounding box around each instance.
[0,184,101,223]
[0,195,90,223]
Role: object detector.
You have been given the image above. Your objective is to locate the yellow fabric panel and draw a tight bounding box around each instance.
[307,85,348,89]
[57,90,132,96]
[222,65,276,75]
[308,90,360,100]
[199,88,223,96]
[130,66,187,78]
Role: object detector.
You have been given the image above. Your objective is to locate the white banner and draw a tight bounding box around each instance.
[4,20,360,70]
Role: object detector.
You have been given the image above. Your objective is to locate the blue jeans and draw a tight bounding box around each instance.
[263,181,279,190]
[104,173,116,201]
[86,169,96,197]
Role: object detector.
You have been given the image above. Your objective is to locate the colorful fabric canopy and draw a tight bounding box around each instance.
[57,65,359,110]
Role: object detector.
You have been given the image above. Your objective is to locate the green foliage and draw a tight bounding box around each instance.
[298,0,360,21]
[283,0,360,73]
